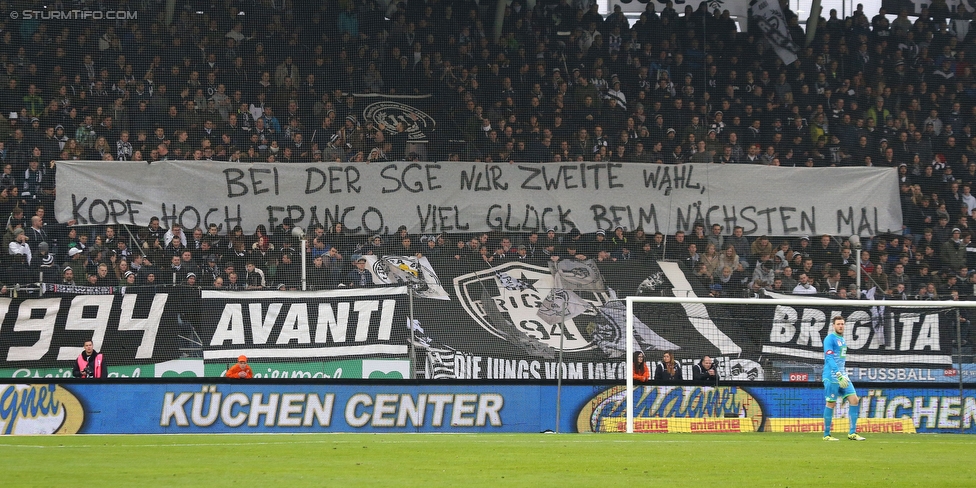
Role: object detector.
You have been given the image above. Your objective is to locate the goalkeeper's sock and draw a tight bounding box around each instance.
[849,404,860,435]
[824,406,834,436]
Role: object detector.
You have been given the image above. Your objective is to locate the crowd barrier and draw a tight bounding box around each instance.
[2,382,973,435]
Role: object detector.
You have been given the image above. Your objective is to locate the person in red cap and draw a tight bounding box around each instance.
[225,355,254,379]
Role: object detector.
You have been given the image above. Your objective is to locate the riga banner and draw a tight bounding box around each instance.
[1,383,972,435]
[55,161,901,236]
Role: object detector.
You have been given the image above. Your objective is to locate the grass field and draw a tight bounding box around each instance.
[2,433,975,486]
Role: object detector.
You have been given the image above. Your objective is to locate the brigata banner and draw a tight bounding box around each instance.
[2,383,972,435]
[756,302,956,366]
[624,302,963,384]
[55,161,901,236]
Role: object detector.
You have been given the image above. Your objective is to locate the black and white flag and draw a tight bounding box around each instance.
[550,259,606,293]
[537,288,593,325]
[750,0,799,65]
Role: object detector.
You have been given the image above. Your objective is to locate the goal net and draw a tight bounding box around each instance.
[620,294,976,433]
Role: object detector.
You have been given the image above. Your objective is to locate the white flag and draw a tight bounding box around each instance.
[550,259,606,293]
[362,255,449,300]
[750,0,799,65]
[537,288,593,325]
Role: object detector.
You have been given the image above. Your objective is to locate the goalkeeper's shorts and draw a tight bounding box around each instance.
[823,377,857,402]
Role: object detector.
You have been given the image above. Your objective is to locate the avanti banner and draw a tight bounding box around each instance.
[197,286,412,367]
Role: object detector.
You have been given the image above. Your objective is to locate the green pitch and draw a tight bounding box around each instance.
[2,433,974,486]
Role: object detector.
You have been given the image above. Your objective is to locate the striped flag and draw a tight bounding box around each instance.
[537,288,593,325]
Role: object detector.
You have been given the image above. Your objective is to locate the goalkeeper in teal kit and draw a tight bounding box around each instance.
[823,315,866,441]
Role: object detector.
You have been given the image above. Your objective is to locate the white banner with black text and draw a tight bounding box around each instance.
[55,161,901,236]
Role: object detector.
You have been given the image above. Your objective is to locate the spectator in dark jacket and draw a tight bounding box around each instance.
[692,356,717,383]
[654,351,683,383]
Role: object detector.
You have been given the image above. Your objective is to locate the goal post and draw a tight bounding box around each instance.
[624,296,976,434]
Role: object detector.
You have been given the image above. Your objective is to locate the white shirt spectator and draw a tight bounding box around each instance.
[163,228,187,247]
[9,240,32,264]
[793,281,818,295]
[961,188,976,215]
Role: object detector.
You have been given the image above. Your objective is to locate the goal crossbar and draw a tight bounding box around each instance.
[623,296,976,433]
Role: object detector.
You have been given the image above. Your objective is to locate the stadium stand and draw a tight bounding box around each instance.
[0,0,972,323]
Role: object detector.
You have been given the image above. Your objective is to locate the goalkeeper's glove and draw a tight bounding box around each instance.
[835,372,850,389]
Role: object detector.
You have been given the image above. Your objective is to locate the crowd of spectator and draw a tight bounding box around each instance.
[633,350,719,384]
[2,0,976,319]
